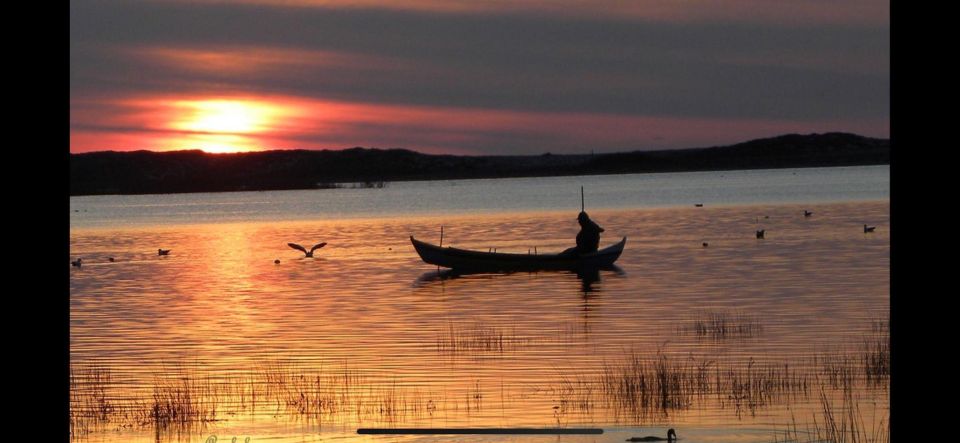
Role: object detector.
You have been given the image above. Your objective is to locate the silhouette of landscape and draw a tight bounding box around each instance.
[70,132,888,195]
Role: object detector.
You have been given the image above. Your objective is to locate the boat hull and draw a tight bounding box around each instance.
[410,236,626,272]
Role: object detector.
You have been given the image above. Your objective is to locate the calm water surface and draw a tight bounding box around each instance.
[70,166,888,228]
[70,166,889,443]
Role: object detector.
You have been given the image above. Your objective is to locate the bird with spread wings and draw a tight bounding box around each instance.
[288,242,327,257]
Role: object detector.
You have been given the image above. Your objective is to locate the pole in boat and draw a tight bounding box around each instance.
[438,225,443,272]
[581,186,585,212]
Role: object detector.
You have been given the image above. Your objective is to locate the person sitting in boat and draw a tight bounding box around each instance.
[562,211,605,256]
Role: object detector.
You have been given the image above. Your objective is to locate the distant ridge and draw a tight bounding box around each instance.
[70,132,888,196]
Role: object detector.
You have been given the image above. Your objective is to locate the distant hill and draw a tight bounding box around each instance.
[70,132,889,196]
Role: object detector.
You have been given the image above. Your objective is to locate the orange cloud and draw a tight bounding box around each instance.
[71,93,888,154]
[129,45,403,76]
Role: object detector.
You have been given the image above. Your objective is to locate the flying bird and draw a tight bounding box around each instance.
[626,429,676,442]
[288,242,327,257]
[864,224,876,233]
[158,249,171,256]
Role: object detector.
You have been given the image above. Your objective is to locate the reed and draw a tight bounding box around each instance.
[147,368,221,429]
[818,351,859,392]
[718,359,809,417]
[70,358,450,433]
[70,334,885,434]
[861,321,889,386]
[556,370,595,413]
[679,310,762,340]
[775,389,888,443]
[436,321,531,354]
[816,318,889,391]
[252,359,448,423]
[551,350,813,423]
[69,364,115,436]
[598,350,692,418]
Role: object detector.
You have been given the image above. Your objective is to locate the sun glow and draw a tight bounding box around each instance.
[172,100,278,134]
[137,98,302,153]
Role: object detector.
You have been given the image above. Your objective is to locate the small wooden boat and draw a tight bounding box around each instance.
[410,236,626,272]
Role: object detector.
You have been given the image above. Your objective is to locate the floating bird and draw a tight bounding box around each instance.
[107,257,115,262]
[288,242,327,257]
[756,229,765,239]
[702,242,709,247]
[694,203,703,207]
[804,210,813,217]
[626,428,676,442]
[71,258,82,267]
[158,249,171,256]
[274,259,281,264]
[864,224,876,233]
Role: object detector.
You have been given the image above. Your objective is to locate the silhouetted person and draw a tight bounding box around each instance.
[563,211,605,256]
[576,211,605,253]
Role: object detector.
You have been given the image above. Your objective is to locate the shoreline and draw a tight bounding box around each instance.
[70,133,890,197]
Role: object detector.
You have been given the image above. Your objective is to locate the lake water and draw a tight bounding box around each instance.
[70,166,890,443]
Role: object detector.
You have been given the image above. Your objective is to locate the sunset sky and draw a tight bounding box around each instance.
[70,0,889,155]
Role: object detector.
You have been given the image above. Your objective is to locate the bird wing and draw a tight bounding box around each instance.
[310,242,328,253]
[288,243,307,253]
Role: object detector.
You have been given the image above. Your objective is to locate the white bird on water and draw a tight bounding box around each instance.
[288,242,327,257]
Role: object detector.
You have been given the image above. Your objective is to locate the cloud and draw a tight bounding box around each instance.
[70,0,889,153]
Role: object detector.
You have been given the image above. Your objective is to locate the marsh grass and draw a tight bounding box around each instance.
[556,371,595,413]
[70,365,115,436]
[862,320,889,386]
[70,359,454,433]
[817,352,859,391]
[816,318,889,391]
[71,319,888,435]
[678,310,763,340]
[717,359,809,417]
[598,351,691,416]
[436,321,531,354]
[774,389,889,443]
[148,369,221,429]
[549,350,813,423]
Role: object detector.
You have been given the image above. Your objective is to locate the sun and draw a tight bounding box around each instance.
[172,99,276,134]
[161,99,290,152]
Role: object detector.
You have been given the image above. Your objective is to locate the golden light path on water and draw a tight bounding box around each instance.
[70,201,889,443]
